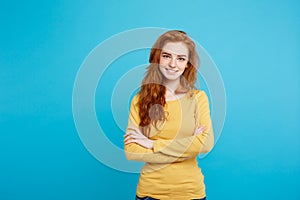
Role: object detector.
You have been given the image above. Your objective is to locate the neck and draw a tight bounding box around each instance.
[164,79,181,94]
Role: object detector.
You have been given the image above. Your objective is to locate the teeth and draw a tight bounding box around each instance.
[166,68,178,72]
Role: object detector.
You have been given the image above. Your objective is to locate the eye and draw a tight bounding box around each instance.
[178,57,186,61]
[162,54,171,59]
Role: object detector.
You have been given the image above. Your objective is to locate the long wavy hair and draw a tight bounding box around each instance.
[138,30,200,137]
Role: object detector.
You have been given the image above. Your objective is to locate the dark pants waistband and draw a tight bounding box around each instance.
[135,195,206,200]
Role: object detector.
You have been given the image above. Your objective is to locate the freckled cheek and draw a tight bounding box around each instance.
[178,64,187,71]
[159,59,168,66]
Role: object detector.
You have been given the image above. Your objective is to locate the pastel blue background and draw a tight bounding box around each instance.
[1,0,299,199]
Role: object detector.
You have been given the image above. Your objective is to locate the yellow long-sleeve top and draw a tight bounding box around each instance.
[125,90,214,200]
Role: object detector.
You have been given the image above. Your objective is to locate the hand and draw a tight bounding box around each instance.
[124,126,154,149]
[193,125,206,135]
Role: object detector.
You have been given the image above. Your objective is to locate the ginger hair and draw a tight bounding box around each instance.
[138,30,200,137]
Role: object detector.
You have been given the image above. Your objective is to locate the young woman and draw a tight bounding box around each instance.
[124,30,214,200]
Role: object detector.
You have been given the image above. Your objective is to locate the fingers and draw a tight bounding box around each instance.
[124,138,136,145]
[124,126,152,149]
[124,132,144,142]
[124,131,145,139]
[127,126,142,134]
[194,125,206,135]
[124,126,145,142]
[198,126,206,131]
[123,127,146,145]
[123,133,136,145]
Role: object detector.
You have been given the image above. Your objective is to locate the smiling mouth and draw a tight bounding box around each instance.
[165,67,179,73]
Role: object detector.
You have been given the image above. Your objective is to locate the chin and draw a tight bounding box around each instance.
[163,75,181,81]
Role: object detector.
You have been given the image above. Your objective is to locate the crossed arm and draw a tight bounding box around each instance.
[123,91,214,163]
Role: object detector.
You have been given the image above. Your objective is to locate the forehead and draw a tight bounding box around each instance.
[161,42,189,56]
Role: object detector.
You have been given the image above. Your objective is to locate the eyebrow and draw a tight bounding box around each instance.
[161,51,187,57]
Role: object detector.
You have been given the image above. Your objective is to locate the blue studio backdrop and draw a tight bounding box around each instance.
[1,1,299,200]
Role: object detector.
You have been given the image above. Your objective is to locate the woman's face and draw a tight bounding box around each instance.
[159,42,189,81]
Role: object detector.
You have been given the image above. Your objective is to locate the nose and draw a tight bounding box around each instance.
[169,57,176,68]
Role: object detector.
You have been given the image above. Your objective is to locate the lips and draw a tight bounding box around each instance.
[164,67,179,73]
